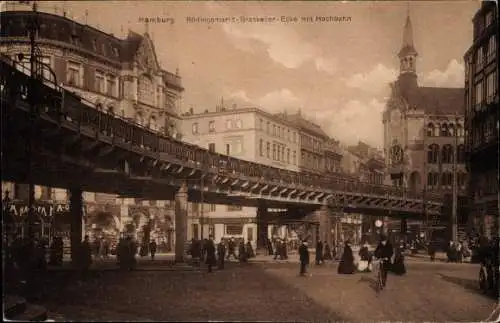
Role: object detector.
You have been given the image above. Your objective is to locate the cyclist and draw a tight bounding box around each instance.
[374,234,394,290]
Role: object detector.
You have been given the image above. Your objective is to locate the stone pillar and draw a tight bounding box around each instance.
[174,182,188,263]
[69,187,83,264]
[256,203,268,249]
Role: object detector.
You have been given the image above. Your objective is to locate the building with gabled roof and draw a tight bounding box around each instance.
[1,4,183,247]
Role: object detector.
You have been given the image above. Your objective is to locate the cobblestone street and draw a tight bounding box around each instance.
[36,260,497,322]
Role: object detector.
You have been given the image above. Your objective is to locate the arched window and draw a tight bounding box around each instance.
[434,124,440,137]
[456,124,464,137]
[448,123,455,136]
[441,172,453,187]
[427,144,440,164]
[457,144,465,163]
[440,123,449,137]
[427,172,439,187]
[441,144,453,164]
[458,172,467,188]
[427,123,434,137]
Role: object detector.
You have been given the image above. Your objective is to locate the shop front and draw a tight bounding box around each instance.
[127,205,174,253]
[3,199,87,241]
[206,217,257,249]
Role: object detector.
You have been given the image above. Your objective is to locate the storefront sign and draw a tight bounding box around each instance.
[3,201,87,219]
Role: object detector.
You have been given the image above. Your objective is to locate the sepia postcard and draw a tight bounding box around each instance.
[1,0,499,322]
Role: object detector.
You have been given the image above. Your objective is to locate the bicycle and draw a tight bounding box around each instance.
[374,257,390,292]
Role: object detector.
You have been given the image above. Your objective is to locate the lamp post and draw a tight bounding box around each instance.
[329,194,344,255]
[26,1,40,241]
[451,112,459,242]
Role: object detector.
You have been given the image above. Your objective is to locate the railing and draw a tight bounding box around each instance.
[0,59,441,204]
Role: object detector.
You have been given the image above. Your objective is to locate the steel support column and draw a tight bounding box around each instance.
[69,187,83,265]
[256,202,268,249]
[174,181,188,263]
[319,205,331,244]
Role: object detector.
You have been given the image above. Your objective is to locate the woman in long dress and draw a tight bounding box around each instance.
[337,241,355,274]
[391,243,406,275]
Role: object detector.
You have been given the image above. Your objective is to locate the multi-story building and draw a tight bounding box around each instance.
[464,1,499,239]
[323,138,343,174]
[1,5,182,248]
[180,101,301,246]
[383,13,468,241]
[281,112,330,174]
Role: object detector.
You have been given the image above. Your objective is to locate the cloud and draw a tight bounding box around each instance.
[316,99,385,148]
[223,24,336,74]
[422,59,465,88]
[227,89,384,147]
[344,64,398,95]
[228,88,303,113]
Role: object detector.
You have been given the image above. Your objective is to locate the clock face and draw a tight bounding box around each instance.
[390,145,403,164]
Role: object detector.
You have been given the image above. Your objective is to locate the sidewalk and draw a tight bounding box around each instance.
[48,254,200,272]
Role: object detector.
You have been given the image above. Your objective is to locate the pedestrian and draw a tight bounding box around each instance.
[358,241,372,272]
[427,242,436,262]
[323,241,332,261]
[299,240,310,276]
[315,240,323,265]
[246,241,255,258]
[149,239,157,261]
[226,238,236,260]
[266,237,274,256]
[273,239,281,260]
[205,235,216,273]
[282,238,289,260]
[337,241,355,275]
[238,241,248,263]
[217,240,226,269]
[391,242,406,275]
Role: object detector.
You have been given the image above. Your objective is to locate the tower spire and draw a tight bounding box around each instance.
[399,10,417,58]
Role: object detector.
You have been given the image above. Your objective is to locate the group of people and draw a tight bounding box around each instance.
[445,240,471,263]
[298,235,407,288]
[189,237,255,272]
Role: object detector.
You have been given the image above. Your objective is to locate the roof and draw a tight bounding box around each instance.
[0,10,182,90]
[405,86,465,115]
[283,113,330,139]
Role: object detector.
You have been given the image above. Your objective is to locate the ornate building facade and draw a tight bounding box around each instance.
[464,1,498,239]
[1,6,182,248]
[383,13,467,240]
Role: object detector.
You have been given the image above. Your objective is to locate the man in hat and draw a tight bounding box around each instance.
[298,240,310,276]
[374,234,393,289]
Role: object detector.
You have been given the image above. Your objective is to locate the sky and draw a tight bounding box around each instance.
[10,0,481,148]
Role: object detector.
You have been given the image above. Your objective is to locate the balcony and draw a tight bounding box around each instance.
[163,71,183,91]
